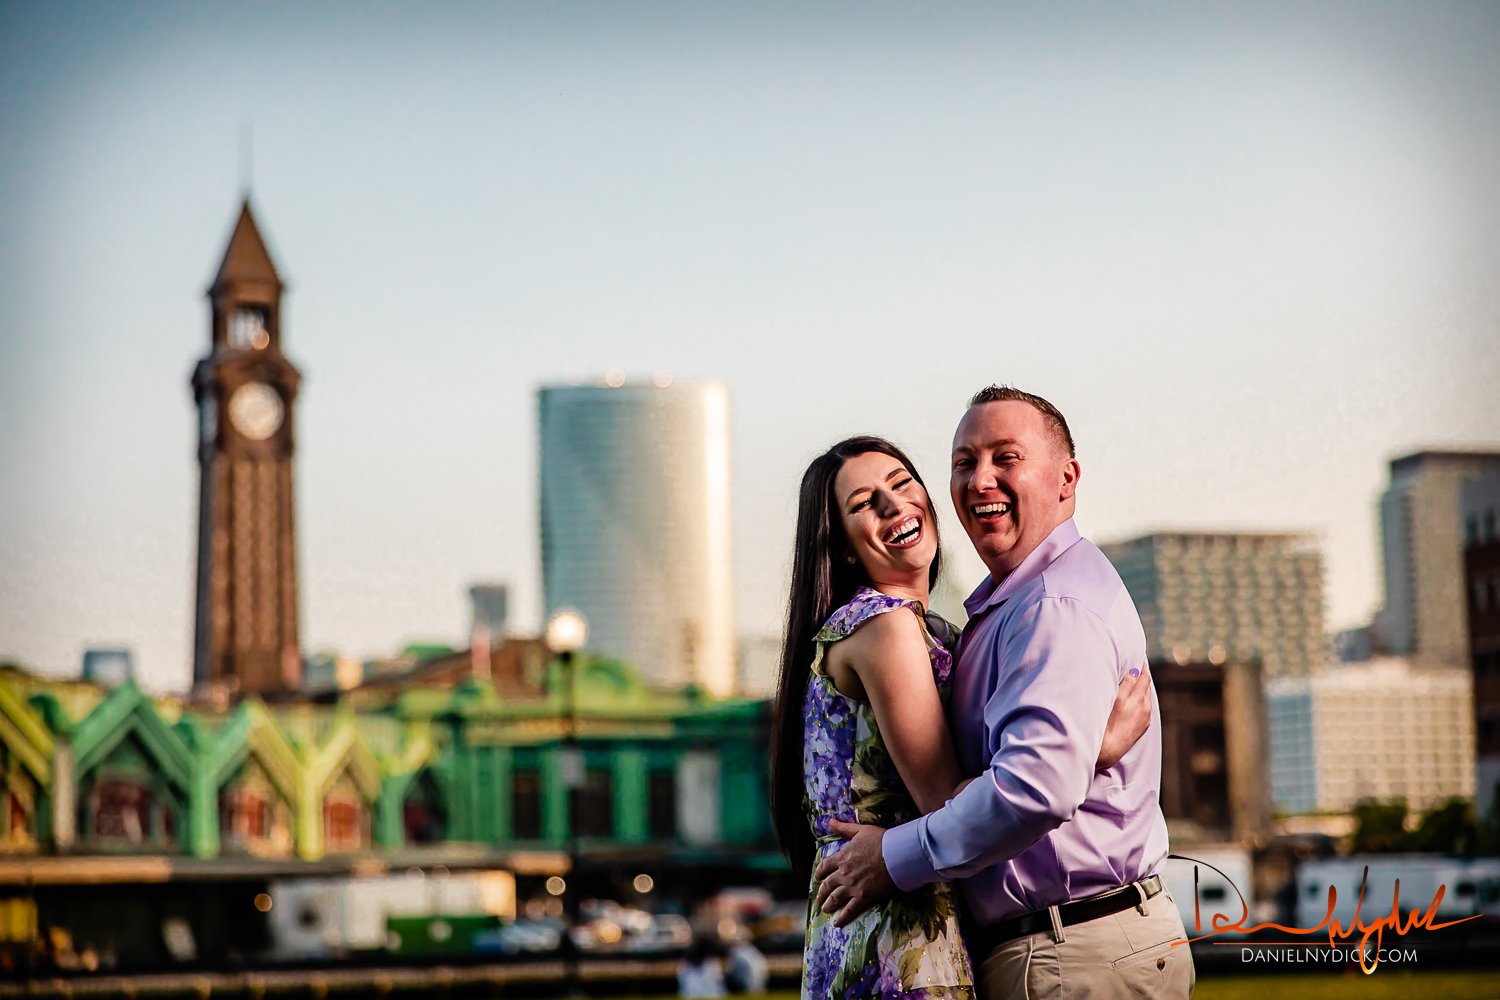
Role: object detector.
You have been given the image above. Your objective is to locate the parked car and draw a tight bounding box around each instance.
[750,901,807,953]
[472,918,565,956]
[625,913,693,955]
[571,900,648,952]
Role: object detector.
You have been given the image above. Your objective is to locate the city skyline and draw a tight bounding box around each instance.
[3,3,1498,691]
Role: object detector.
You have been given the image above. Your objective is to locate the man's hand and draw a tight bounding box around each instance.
[1097,663,1151,770]
[812,819,896,926]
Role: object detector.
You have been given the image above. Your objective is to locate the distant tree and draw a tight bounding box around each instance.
[1350,799,1411,854]
[1409,797,1476,855]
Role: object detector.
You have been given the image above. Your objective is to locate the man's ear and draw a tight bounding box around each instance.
[1059,457,1081,502]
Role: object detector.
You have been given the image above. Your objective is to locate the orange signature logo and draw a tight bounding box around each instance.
[1170,855,1484,974]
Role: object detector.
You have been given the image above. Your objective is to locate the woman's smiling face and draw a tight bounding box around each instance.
[833,450,938,585]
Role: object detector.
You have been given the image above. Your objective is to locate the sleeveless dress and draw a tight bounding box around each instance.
[801,587,975,1000]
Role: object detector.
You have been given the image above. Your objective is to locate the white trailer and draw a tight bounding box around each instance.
[1295,855,1500,931]
[1160,846,1256,939]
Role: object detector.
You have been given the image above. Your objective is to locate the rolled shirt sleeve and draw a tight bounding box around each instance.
[884,596,1119,890]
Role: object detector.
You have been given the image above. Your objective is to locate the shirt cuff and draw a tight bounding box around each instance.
[882,816,938,891]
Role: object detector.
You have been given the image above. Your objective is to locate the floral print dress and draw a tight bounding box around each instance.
[801,587,975,1000]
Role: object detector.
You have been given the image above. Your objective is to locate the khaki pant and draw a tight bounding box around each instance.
[973,888,1195,1000]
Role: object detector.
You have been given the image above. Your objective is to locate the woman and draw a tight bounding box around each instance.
[770,436,1150,1000]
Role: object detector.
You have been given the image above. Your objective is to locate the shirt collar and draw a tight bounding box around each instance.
[963,517,1082,617]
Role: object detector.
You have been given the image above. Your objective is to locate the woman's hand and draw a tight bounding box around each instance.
[1097,663,1152,769]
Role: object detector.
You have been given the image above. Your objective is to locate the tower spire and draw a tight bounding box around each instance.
[211,200,281,297]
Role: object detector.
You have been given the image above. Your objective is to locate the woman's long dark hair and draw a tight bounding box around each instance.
[769,436,943,881]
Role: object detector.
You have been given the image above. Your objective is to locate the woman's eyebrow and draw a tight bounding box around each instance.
[843,484,872,506]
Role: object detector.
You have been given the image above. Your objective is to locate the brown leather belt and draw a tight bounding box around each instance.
[966,875,1165,951]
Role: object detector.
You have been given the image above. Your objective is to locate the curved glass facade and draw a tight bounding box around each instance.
[538,381,736,695]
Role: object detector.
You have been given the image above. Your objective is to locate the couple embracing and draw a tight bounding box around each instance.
[771,385,1195,999]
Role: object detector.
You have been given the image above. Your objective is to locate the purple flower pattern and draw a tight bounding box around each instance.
[800,588,974,1000]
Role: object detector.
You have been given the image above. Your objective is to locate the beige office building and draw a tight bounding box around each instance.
[538,379,736,695]
[1268,658,1475,813]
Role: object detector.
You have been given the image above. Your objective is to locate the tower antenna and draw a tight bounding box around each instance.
[239,121,254,198]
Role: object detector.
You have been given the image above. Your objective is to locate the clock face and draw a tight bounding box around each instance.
[228,382,284,441]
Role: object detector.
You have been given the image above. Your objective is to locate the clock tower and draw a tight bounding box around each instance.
[191,200,303,698]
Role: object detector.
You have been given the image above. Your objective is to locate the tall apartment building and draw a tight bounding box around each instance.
[1379,450,1500,663]
[538,379,736,695]
[1463,474,1500,820]
[1268,658,1475,813]
[1101,532,1324,680]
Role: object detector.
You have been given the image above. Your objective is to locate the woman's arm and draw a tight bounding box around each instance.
[827,607,964,815]
[1097,663,1152,769]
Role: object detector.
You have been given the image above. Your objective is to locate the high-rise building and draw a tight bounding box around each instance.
[1462,474,1500,822]
[190,201,303,698]
[1268,659,1474,813]
[467,582,510,682]
[1101,532,1324,680]
[81,647,134,688]
[1267,680,1318,814]
[1152,659,1270,845]
[538,379,735,695]
[468,584,509,638]
[1378,450,1500,664]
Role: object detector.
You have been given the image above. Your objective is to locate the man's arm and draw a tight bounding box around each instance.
[883,596,1119,888]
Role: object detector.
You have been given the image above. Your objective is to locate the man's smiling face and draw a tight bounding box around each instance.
[950,400,1080,583]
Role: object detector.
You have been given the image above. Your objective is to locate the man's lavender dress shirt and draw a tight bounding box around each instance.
[882,518,1169,926]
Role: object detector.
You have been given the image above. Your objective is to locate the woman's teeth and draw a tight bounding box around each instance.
[884,517,921,544]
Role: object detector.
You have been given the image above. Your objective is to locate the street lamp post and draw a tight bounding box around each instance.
[545,609,588,998]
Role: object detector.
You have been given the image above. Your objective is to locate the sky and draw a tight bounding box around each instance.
[2,2,1497,693]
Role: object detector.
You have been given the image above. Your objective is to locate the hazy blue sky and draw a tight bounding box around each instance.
[3,2,1497,692]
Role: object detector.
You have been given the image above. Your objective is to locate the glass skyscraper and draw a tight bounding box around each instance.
[538,379,736,695]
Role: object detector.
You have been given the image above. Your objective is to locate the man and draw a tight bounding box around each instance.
[813,385,1193,998]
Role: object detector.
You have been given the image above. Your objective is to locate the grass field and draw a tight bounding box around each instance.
[1187,971,1500,1000]
[729,972,1500,1000]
